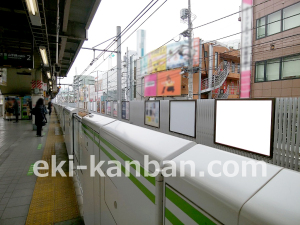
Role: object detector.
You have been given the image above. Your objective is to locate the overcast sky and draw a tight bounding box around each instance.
[62,0,242,86]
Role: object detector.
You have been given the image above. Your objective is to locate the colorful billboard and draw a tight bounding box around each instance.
[140,46,167,75]
[21,96,31,120]
[145,101,160,128]
[113,101,117,117]
[97,101,100,113]
[144,74,157,97]
[149,46,167,73]
[166,38,200,70]
[101,101,105,114]
[121,101,130,120]
[140,38,200,76]
[106,101,111,115]
[157,69,182,96]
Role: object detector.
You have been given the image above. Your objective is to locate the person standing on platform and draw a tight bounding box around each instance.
[33,98,47,137]
[28,99,32,120]
[13,98,19,123]
[5,98,13,121]
[48,100,52,116]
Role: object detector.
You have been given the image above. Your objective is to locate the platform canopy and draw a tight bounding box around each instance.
[0,0,101,95]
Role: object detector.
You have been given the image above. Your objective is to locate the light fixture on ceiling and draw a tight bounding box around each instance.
[47,71,51,79]
[39,46,49,67]
[25,0,41,26]
[25,0,38,16]
[49,81,52,85]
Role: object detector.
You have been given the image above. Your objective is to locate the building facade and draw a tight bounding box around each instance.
[137,29,146,58]
[135,40,240,100]
[196,42,240,99]
[251,0,300,98]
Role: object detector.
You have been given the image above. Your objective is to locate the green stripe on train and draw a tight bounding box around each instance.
[100,145,155,204]
[99,136,156,186]
[166,187,216,225]
[82,125,156,204]
[165,208,184,225]
[82,125,156,186]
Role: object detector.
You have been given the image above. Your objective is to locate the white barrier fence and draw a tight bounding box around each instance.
[82,98,300,172]
[53,102,300,225]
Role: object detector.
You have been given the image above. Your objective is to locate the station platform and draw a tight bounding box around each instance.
[0,112,82,225]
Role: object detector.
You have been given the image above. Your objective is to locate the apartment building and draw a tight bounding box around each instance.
[199,43,240,99]
[252,0,300,97]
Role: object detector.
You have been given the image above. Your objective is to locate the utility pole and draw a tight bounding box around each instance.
[126,47,129,101]
[106,72,108,100]
[198,39,202,99]
[117,26,122,120]
[130,56,133,100]
[97,71,98,104]
[188,0,193,99]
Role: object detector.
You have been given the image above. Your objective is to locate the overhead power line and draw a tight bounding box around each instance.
[80,0,160,75]
[90,0,168,74]
[88,0,271,74]
[155,0,270,50]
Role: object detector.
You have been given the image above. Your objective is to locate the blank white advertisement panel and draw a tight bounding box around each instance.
[215,99,275,157]
[170,101,196,137]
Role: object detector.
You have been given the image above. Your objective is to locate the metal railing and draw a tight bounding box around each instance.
[201,62,231,93]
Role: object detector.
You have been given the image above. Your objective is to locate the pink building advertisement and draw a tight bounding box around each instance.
[144,74,157,97]
[240,0,252,98]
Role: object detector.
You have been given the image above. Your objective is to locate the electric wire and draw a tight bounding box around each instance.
[88,0,290,75]
[83,0,256,75]
[80,0,160,75]
[76,1,300,98]
[90,0,168,74]
[134,32,300,75]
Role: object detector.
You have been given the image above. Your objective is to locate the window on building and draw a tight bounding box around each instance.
[256,3,300,39]
[266,59,280,81]
[237,64,240,73]
[283,2,300,31]
[231,62,235,73]
[257,17,266,39]
[204,51,208,57]
[255,54,300,82]
[255,62,265,82]
[215,52,218,69]
[282,54,300,79]
[267,11,281,36]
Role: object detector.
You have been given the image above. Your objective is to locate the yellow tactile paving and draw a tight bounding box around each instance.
[26,112,80,225]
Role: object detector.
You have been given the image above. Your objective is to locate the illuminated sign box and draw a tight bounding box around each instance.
[145,100,160,128]
[214,99,275,157]
[170,100,196,137]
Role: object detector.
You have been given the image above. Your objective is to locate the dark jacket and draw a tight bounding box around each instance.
[29,100,32,110]
[48,102,52,110]
[13,101,19,115]
[34,105,47,126]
